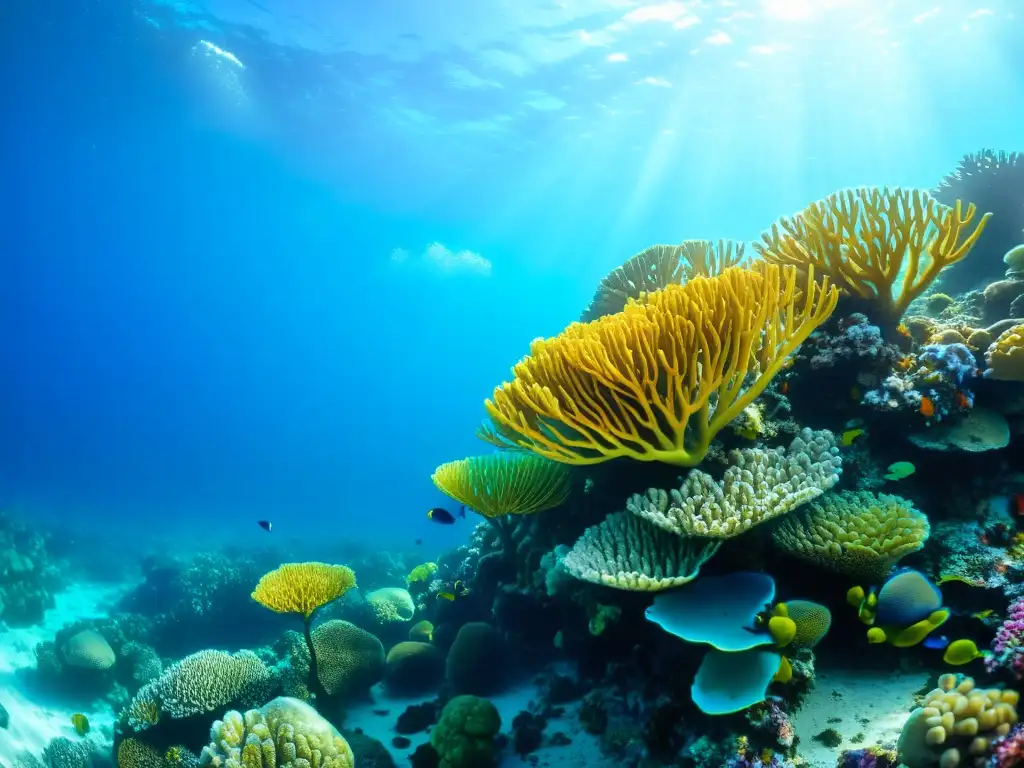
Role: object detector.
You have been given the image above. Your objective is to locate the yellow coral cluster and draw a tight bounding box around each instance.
[251,563,356,619]
[580,239,748,321]
[431,453,571,518]
[984,323,1024,381]
[486,264,838,466]
[117,738,166,768]
[200,696,354,768]
[772,490,930,582]
[757,187,990,325]
[897,674,1018,768]
[561,511,720,591]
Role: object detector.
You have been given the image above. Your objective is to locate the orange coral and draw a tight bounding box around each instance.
[756,187,990,325]
[485,263,838,466]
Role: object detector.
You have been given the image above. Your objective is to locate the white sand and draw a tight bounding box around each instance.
[791,667,929,767]
[346,680,616,767]
[0,583,123,765]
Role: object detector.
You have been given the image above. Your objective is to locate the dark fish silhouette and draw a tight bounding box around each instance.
[415,538,423,545]
[427,506,466,525]
[257,520,272,532]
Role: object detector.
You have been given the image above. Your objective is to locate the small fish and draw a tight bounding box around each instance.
[955,391,972,410]
[919,396,935,418]
[922,635,950,650]
[971,609,995,621]
[884,461,915,481]
[437,591,455,601]
[453,580,469,597]
[427,507,466,525]
[942,638,986,666]
[71,713,90,736]
[257,520,272,533]
[414,538,423,546]
[840,428,866,446]
[779,380,789,395]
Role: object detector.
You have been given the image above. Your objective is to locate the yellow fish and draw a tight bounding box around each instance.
[437,592,455,601]
[840,428,865,446]
[71,713,90,736]
[971,609,995,621]
[942,639,986,666]
[936,574,985,587]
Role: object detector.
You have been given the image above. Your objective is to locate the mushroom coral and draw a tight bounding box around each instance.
[484,263,838,466]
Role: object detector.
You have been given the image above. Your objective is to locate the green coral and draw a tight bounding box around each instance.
[772,490,929,582]
[123,649,272,731]
[430,695,502,768]
[199,696,354,767]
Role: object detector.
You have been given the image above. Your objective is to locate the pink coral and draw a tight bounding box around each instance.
[990,722,1024,767]
[986,598,1024,679]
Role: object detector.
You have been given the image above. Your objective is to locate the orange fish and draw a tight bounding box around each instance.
[919,396,935,418]
[780,380,789,395]
[955,392,971,410]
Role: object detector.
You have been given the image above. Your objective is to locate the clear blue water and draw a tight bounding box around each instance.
[1,0,1021,555]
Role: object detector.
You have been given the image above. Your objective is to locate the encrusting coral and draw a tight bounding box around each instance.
[897,673,1018,768]
[580,238,748,321]
[772,490,930,582]
[251,562,357,703]
[627,428,841,538]
[756,186,990,327]
[199,696,355,768]
[562,511,721,591]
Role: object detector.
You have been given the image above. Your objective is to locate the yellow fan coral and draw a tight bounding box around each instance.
[756,187,990,326]
[251,562,357,703]
[580,239,749,321]
[431,453,571,518]
[486,264,838,466]
[984,323,1024,381]
[772,490,929,583]
[252,562,355,619]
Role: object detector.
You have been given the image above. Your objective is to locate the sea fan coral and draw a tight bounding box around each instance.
[487,264,837,466]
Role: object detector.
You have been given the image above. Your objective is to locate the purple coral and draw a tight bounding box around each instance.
[986,597,1024,679]
[990,722,1024,766]
[836,746,897,768]
[806,314,899,370]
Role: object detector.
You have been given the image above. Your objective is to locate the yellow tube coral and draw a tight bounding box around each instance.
[772,490,930,582]
[486,264,838,466]
[431,453,571,518]
[756,187,990,326]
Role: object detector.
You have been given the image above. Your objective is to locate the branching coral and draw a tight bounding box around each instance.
[122,649,271,731]
[251,562,356,704]
[986,597,1024,680]
[984,323,1024,381]
[627,428,841,538]
[431,453,571,518]
[772,490,930,582]
[563,511,720,591]
[580,239,748,321]
[199,696,355,768]
[756,187,990,327]
[486,264,838,466]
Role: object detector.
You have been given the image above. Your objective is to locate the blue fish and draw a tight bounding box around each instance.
[922,635,950,650]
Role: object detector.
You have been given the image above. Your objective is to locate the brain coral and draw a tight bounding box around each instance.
[772,490,930,582]
[366,587,416,624]
[430,695,502,768]
[123,649,272,730]
[311,619,385,697]
[199,696,354,768]
[62,628,116,670]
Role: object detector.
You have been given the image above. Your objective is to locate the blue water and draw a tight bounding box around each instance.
[1,0,1021,554]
